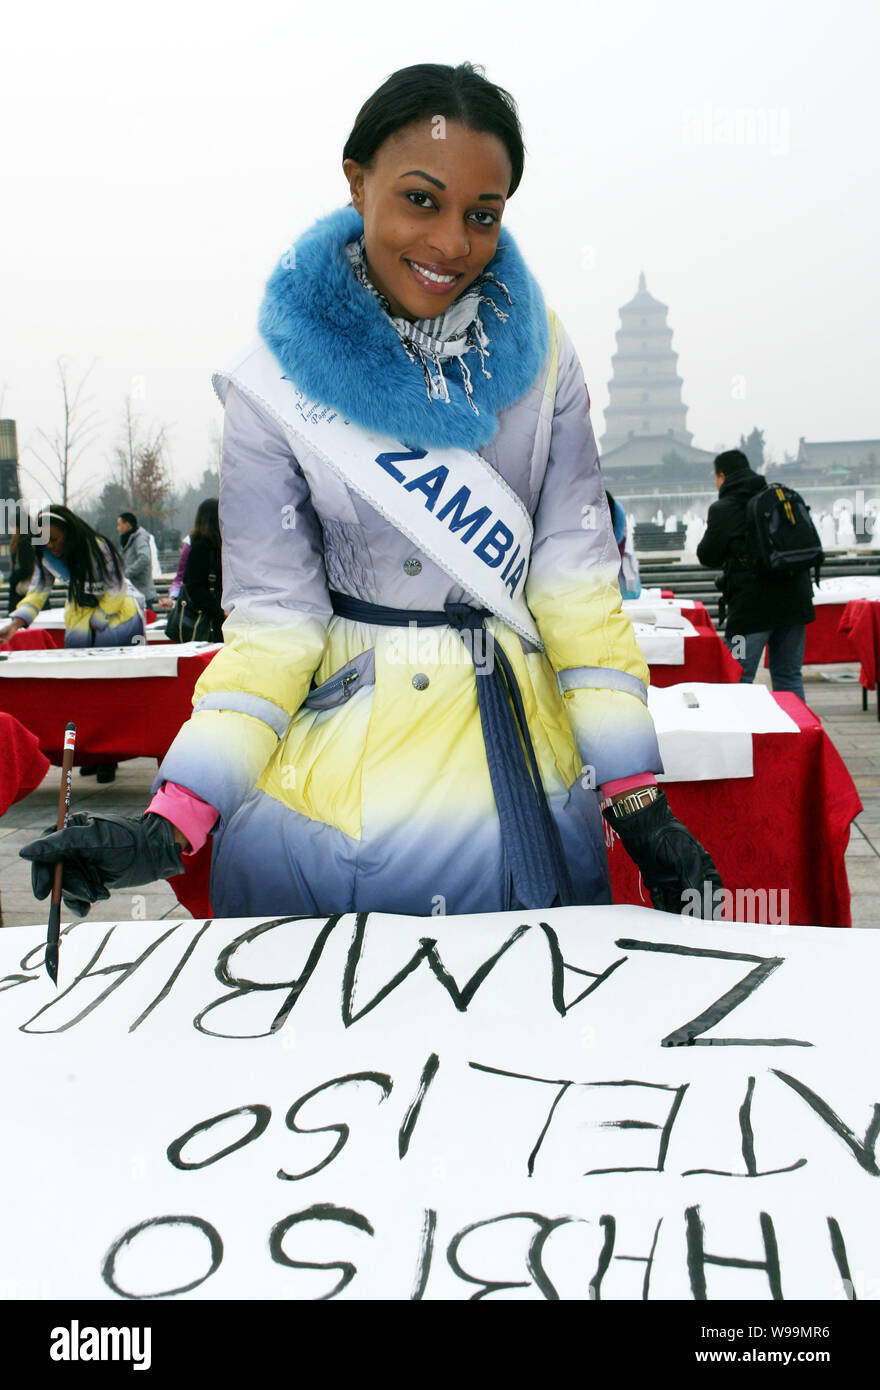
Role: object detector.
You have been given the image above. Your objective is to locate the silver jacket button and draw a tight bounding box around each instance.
[412,673,430,691]
[403,558,422,576]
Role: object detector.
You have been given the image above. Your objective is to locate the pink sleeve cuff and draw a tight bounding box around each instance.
[599,773,658,799]
[147,782,219,855]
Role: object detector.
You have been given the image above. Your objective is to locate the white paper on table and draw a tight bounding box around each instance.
[623,604,692,629]
[27,609,67,628]
[648,681,800,781]
[631,620,697,665]
[0,641,220,679]
[812,576,880,604]
[0,906,877,1301]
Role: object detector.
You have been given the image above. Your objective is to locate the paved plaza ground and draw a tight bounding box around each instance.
[1,662,878,931]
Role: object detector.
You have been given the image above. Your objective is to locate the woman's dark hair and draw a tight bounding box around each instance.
[35,504,124,606]
[193,498,221,550]
[343,63,525,196]
[10,525,34,565]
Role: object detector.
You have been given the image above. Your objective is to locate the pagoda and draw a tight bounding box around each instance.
[601,273,693,453]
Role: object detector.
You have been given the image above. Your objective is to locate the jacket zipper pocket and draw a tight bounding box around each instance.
[303,667,361,710]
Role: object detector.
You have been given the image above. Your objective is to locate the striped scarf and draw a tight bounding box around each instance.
[345,235,513,416]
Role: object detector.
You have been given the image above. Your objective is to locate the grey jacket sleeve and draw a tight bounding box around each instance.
[123,529,154,601]
[153,385,331,820]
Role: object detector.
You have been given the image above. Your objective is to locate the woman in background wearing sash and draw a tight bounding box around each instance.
[21,64,720,921]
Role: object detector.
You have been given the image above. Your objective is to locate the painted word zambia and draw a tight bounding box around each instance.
[374,447,528,598]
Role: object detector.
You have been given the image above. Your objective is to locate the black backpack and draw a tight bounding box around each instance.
[743,483,824,583]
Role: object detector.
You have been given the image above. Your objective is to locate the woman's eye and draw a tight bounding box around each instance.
[406,190,435,209]
[469,209,498,227]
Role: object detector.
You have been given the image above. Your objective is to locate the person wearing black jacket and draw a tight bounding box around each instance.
[182,498,224,641]
[696,449,814,701]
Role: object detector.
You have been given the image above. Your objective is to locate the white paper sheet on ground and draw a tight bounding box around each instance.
[0,906,876,1302]
[0,642,220,679]
[632,621,697,665]
[813,577,880,604]
[648,682,800,781]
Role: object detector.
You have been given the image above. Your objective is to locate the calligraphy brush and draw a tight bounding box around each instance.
[46,721,76,985]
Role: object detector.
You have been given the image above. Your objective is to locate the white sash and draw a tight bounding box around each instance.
[213,335,557,648]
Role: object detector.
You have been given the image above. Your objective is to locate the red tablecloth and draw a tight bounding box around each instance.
[683,600,716,633]
[795,604,857,665]
[169,697,861,930]
[0,629,60,652]
[0,713,50,815]
[649,629,743,687]
[608,693,861,927]
[0,652,215,765]
[837,600,880,689]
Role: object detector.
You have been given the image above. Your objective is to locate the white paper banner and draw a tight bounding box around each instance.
[0,905,876,1302]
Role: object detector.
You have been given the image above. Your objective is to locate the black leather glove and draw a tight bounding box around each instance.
[19,812,184,918]
[604,790,722,917]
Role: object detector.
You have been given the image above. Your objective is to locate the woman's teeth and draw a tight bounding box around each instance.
[409,262,457,284]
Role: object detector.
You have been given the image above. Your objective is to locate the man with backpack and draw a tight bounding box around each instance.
[697,449,820,703]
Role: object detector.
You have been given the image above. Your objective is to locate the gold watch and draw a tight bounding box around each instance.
[607,786,659,819]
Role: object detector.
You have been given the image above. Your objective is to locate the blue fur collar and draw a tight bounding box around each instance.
[257,205,548,450]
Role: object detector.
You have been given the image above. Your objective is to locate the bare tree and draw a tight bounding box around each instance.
[21,358,101,505]
[112,397,169,506]
[114,395,139,498]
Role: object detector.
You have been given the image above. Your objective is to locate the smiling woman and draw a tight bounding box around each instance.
[20,62,722,923]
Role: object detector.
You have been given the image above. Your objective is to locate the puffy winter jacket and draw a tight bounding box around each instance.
[154,206,663,917]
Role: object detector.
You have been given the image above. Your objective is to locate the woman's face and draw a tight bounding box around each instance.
[344,119,512,321]
[46,523,66,558]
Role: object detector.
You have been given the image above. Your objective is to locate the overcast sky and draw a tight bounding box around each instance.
[2,0,878,503]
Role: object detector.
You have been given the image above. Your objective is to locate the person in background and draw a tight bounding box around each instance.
[116,512,157,608]
[6,524,35,616]
[0,505,146,783]
[605,489,641,600]
[180,498,224,641]
[158,532,192,610]
[696,449,814,701]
